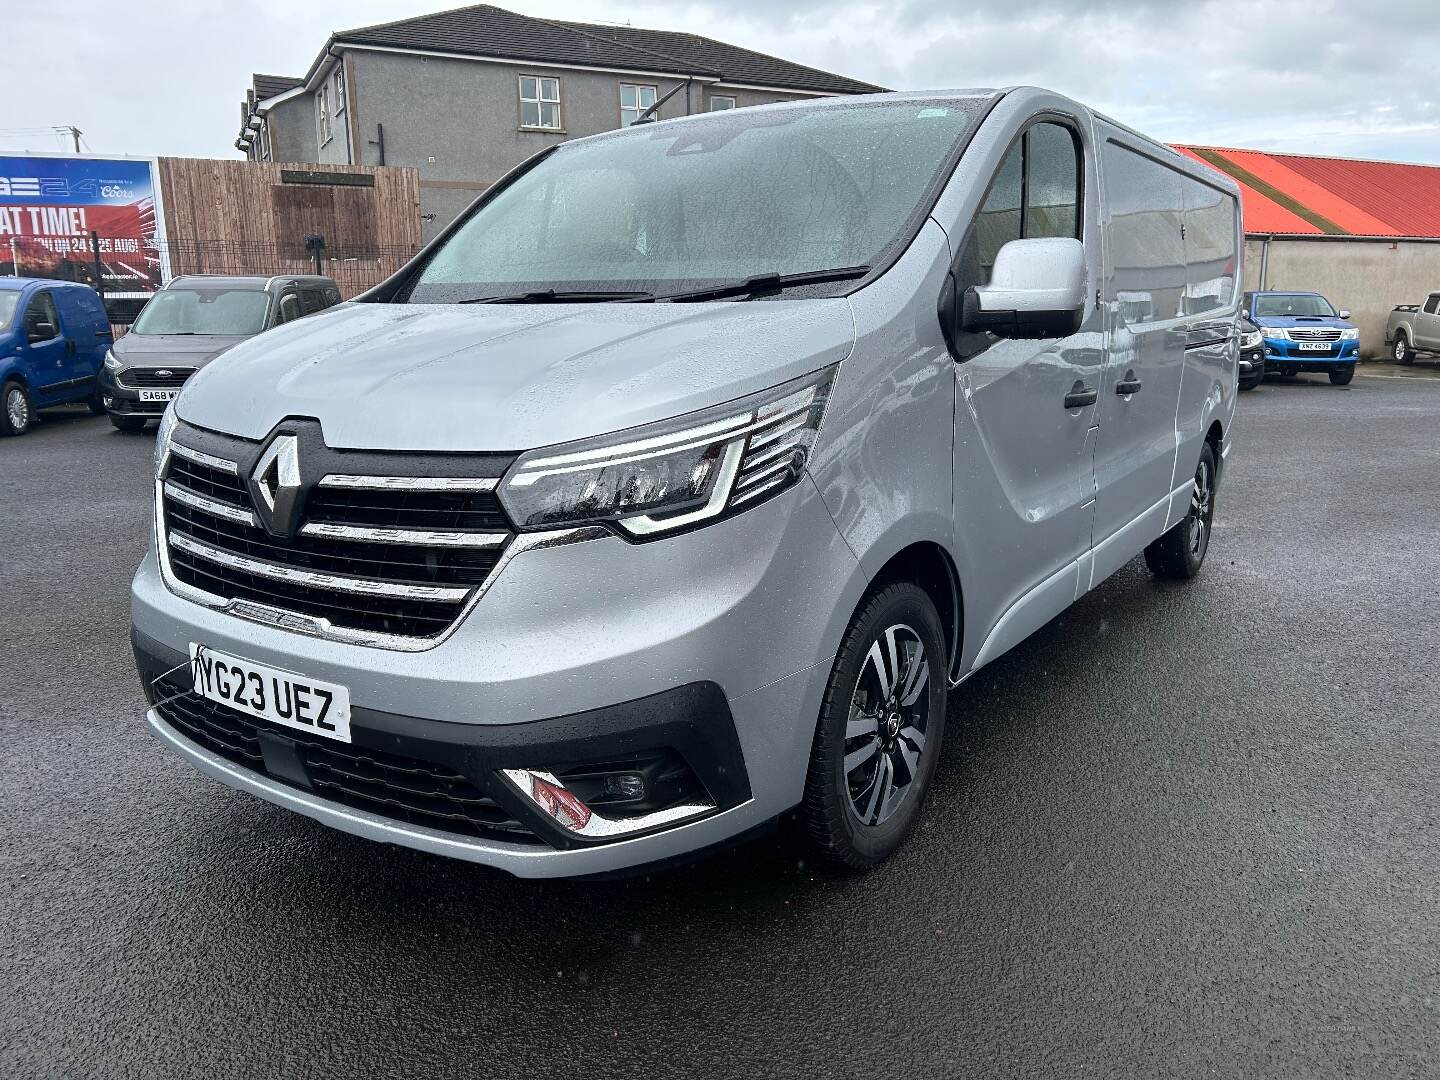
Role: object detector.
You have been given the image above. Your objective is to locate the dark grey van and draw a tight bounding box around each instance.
[100,275,341,431]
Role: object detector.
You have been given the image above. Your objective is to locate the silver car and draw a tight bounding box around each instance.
[132,88,1241,877]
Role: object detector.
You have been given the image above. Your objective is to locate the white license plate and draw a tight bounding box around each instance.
[189,643,352,743]
[1297,342,1332,352]
[139,388,178,402]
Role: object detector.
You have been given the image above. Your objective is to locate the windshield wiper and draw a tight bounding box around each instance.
[656,265,871,303]
[457,289,655,304]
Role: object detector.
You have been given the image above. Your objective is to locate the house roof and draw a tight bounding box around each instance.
[334,3,886,95]
[1175,145,1440,239]
[252,73,303,101]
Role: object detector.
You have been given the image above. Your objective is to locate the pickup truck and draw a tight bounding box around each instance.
[1384,293,1440,364]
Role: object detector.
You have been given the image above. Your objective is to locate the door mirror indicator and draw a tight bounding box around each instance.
[963,237,1086,340]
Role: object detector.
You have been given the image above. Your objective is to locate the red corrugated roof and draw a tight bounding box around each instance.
[1173,145,1440,238]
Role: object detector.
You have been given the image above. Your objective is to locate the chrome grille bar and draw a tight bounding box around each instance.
[299,522,508,549]
[319,475,499,492]
[168,532,472,601]
[170,442,240,475]
[163,482,258,527]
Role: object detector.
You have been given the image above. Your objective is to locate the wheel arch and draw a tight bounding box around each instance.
[863,541,964,682]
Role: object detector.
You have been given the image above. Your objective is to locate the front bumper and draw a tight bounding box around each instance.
[98,367,177,418]
[1239,346,1265,379]
[1263,338,1358,372]
[131,475,865,877]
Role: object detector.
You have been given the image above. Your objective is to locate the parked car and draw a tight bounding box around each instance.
[132,88,1241,877]
[1238,315,1264,391]
[99,274,342,432]
[1384,293,1440,364]
[0,278,112,436]
[1242,290,1358,385]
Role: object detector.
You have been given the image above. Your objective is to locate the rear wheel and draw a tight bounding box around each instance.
[802,582,947,871]
[1329,365,1355,386]
[1393,333,1413,364]
[2,379,32,436]
[109,414,148,433]
[1145,442,1216,580]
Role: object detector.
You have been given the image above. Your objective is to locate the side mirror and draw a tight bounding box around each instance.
[276,295,301,324]
[27,321,57,344]
[1338,309,1351,320]
[963,237,1086,339]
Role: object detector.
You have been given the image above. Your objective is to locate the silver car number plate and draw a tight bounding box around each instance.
[189,643,352,742]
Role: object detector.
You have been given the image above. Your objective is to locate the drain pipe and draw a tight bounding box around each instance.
[1258,235,1272,290]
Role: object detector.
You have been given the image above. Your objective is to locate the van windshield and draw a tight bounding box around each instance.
[0,292,18,331]
[131,288,270,336]
[409,98,991,302]
[1254,293,1336,318]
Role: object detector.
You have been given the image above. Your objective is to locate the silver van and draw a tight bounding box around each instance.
[100,275,341,432]
[131,88,1241,877]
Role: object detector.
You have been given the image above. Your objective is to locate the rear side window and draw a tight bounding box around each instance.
[1182,180,1238,315]
[975,121,1081,282]
[1424,295,1440,315]
[1102,141,1186,325]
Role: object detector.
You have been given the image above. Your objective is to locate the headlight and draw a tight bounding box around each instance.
[499,367,836,539]
[103,349,124,371]
[1240,330,1263,349]
[1340,327,1359,340]
[153,401,178,479]
[1262,327,1288,341]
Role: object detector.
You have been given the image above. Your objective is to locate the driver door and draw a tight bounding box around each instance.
[19,291,67,404]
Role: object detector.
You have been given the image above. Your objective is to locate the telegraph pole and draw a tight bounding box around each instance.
[68,126,82,153]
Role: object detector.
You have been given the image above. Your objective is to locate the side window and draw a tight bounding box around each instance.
[1182,180,1238,315]
[274,292,303,325]
[1102,140,1187,324]
[1424,295,1440,315]
[23,292,60,341]
[974,122,1081,283]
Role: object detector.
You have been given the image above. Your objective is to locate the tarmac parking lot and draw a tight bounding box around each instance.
[2,371,1437,1079]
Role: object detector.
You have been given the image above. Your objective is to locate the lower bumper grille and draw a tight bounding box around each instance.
[153,677,538,843]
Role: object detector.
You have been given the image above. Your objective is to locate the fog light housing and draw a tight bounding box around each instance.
[501,764,715,842]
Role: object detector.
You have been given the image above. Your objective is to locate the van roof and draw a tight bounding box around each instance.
[0,277,95,293]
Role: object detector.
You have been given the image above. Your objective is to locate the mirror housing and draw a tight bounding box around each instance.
[963,237,1086,340]
[27,321,57,344]
[1338,308,1351,320]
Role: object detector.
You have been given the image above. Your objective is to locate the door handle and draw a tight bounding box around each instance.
[1064,383,1098,409]
[1115,375,1142,395]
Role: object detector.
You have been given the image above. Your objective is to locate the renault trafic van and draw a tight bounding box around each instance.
[131,88,1241,877]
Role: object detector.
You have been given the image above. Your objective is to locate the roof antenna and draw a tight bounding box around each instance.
[632,81,688,125]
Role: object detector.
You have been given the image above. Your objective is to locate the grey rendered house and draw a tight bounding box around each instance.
[237,3,885,238]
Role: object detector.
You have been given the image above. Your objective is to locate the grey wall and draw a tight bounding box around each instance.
[1243,237,1440,358]
[265,95,318,164]
[344,49,811,239]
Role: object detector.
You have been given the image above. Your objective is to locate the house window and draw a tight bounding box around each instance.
[317,86,332,145]
[519,76,562,130]
[709,95,736,111]
[620,83,657,127]
[259,122,272,163]
[334,67,347,115]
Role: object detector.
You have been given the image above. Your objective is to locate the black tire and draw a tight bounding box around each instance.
[1238,374,1262,392]
[109,414,149,433]
[88,378,106,415]
[1329,365,1355,386]
[802,582,947,871]
[1144,441,1216,581]
[1,379,33,437]
[1392,333,1413,365]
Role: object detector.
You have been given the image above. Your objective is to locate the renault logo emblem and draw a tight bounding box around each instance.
[250,433,303,538]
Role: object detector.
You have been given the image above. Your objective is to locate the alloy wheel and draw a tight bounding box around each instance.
[1395,337,1407,361]
[1188,456,1214,558]
[6,387,27,432]
[843,623,931,827]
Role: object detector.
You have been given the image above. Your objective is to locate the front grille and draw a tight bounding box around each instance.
[153,678,537,842]
[1288,328,1342,341]
[120,367,196,389]
[160,426,516,642]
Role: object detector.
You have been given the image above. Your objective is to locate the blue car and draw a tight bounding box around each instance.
[0,278,113,435]
[1242,290,1359,386]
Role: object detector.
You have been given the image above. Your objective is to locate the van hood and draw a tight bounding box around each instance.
[175,301,855,451]
[113,333,250,369]
[1253,315,1354,331]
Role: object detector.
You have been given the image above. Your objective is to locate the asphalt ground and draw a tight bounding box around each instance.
[2,371,1437,1079]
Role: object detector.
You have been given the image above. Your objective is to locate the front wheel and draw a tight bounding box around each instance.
[2,379,33,436]
[1393,333,1413,364]
[1145,441,1217,580]
[1329,365,1355,386]
[1239,373,1262,392]
[802,582,947,871]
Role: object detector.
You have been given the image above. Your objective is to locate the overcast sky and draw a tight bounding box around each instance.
[5,0,1439,163]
